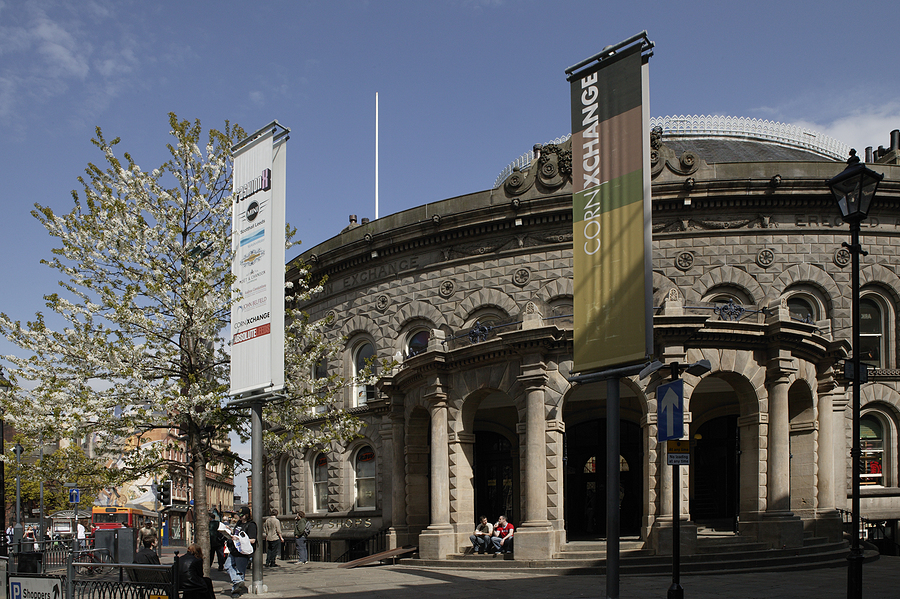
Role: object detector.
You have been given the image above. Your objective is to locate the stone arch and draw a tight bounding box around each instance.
[860,382,900,415]
[685,265,764,305]
[395,299,447,330]
[686,347,767,416]
[860,264,900,305]
[450,361,518,411]
[452,288,520,328]
[769,264,840,307]
[535,277,574,304]
[340,314,385,345]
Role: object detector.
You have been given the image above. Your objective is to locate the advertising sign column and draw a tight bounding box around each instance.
[230,122,289,399]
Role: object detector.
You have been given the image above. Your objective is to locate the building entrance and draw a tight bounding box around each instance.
[691,415,739,529]
[564,419,641,539]
[474,431,515,523]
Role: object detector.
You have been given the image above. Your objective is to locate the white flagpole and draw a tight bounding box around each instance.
[375,92,379,220]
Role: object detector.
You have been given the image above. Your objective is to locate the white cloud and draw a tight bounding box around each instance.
[249,91,265,106]
[31,13,90,79]
[792,102,900,156]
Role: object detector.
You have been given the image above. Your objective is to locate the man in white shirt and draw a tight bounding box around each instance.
[76,521,87,549]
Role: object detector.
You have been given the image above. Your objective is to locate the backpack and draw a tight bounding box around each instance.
[302,520,312,537]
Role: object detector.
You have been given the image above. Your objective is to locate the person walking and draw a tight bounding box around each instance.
[262,508,284,567]
[224,507,257,598]
[208,513,226,571]
[292,511,310,564]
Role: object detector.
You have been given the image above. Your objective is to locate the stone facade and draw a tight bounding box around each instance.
[266,123,900,560]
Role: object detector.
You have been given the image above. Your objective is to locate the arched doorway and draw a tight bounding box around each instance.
[688,372,753,531]
[406,407,431,538]
[473,431,514,522]
[467,390,520,526]
[692,415,739,526]
[564,419,642,539]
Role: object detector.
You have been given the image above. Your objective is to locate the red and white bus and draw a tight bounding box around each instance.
[91,506,159,533]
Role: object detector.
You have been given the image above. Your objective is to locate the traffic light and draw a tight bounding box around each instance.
[157,480,172,506]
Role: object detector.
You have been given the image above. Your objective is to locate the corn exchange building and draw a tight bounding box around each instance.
[266,116,900,561]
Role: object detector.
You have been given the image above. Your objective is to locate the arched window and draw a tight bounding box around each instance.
[860,415,884,486]
[280,458,293,515]
[353,342,376,406]
[860,297,885,368]
[703,286,751,306]
[406,330,430,358]
[787,297,815,323]
[313,453,328,512]
[354,446,376,510]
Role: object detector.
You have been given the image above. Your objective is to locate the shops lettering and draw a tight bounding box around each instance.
[311,518,372,529]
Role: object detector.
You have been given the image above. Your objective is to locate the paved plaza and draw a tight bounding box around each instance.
[203,556,900,599]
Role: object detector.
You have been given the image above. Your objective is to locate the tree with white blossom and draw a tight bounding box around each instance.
[0,113,378,575]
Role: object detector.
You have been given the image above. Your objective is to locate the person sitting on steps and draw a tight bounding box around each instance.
[468,515,493,554]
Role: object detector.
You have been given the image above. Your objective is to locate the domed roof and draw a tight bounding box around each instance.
[651,115,848,164]
[495,115,849,187]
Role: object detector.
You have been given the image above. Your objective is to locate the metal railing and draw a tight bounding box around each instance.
[837,508,900,556]
[5,538,181,599]
[280,537,332,562]
[334,529,388,563]
[649,115,849,161]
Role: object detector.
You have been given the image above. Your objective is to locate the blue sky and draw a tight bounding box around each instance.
[2,0,899,498]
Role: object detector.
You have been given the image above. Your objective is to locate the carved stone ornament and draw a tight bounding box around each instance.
[375,294,390,312]
[325,310,338,325]
[756,248,775,268]
[834,247,851,267]
[675,251,694,271]
[525,301,538,314]
[666,287,683,302]
[439,280,455,298]
[650,137,701,179]
[513,268,531,287]
[504,140,572,196]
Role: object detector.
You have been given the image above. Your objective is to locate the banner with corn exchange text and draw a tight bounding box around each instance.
[570,44,653,374]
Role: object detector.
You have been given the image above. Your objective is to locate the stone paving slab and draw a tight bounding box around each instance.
[203,556,900,598]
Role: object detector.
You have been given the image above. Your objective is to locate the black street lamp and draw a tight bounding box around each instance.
[827,149,884,599]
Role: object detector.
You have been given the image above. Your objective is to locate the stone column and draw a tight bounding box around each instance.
[767,365,792,514]
[515,368,554,559]
[418,400,455,559]
[742,343,803,548]
[814,372,844,541]
[386,403,407,548]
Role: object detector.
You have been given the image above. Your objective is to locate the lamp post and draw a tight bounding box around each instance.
[14,442,23,545]
[827,149,884,599]
[0,367,9,551]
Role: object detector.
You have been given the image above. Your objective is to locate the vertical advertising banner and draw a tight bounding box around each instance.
[230,125,287,397]
[570,43,652,374]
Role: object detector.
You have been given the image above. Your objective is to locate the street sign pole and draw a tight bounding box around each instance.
[657,373,686,599]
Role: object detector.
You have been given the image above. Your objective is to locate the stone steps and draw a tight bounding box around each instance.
[400,536,876,575]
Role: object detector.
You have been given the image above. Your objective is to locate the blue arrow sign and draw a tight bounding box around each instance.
[69,488,80,504]
[657,379,684,442]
